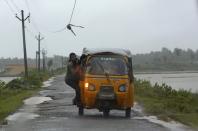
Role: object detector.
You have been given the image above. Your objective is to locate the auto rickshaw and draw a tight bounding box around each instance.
[78,48,134,117]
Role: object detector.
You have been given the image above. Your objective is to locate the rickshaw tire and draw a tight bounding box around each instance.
[103,109,110,117]
[78,106,84,116]
[125,108,131,118]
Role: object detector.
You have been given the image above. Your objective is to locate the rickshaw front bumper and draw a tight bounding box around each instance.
[97,92,116,100]
[96,86,117,109]
[97,86,116,100]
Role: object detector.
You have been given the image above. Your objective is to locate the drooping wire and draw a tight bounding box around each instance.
[30,17,40,32]
[50,0,78,33]
[69,0,77,24]
[67,0,85,36]
[23,0,40,33]
[51,26,67,33]
[24,0,30,11]
[25,25,36,38]
[10,0,20,12]
[3,0,16,14]
[52,0,84,36]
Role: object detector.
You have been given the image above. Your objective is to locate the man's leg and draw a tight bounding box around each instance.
[65,79,75,89]
[65,79,77,104]
[74,82,81,106]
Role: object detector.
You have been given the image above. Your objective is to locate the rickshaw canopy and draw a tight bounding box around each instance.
[82,48,132,58]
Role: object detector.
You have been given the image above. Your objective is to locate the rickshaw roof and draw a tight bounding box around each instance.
[82,48,132,57]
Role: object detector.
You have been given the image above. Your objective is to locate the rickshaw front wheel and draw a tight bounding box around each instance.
[103,109,110,117]
[125,108,131,118]
[78,106,84,116]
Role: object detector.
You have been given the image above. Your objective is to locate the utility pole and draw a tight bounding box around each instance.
[16,10,30,78]
[42,49,47,71]
[61,56,64,69]
[36,51,39,70]
[35,33,44,72]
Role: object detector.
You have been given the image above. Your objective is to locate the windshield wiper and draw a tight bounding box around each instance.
[96,61,110,81]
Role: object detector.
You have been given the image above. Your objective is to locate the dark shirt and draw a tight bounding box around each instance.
[65,62,80,83]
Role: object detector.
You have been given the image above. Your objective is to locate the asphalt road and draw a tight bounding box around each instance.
[0,75,190,131]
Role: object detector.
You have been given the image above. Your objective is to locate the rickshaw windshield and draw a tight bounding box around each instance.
[86,56,128,76]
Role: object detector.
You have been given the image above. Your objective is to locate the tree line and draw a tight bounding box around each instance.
[133,47,198,71]
[1,48,198,72]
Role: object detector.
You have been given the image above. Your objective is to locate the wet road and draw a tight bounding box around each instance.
[0,75,190,131]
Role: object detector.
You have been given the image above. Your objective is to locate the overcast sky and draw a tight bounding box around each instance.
[0,0,198,58]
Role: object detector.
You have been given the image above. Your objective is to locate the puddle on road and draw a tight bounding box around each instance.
[6,113,39,121]
[132,102,143,115]
[24,97,52,105]
[6,96,52,122]
[131,103,192,131]
[6,78,54,123]
[42,77,55,88]
[133,115,191,131]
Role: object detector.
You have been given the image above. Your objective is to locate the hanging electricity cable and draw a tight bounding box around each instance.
[3,0,16,14]
[53,0,84,36]
[25,25,36,38]
[69,0,77,24]
[24,0,30,11]
[67,0,84,36]
[10,0,20,13]
[66,24,84,36]
[23,0,40,33]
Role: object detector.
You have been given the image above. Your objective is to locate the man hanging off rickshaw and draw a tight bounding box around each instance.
[65,53,86,106]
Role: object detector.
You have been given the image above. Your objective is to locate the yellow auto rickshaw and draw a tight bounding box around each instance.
[78,48,134,117]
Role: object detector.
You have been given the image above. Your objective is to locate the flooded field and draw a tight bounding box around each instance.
[135,72,198,93]
[0,77,17,83]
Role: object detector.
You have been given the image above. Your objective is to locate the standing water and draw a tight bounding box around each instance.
[135,72,198,93]
[0,77,17,83]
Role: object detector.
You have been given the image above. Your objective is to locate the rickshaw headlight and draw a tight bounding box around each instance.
[119,85,126,92]
[88,84,96,91]
[85,82,95,91]
[85,82,89,88]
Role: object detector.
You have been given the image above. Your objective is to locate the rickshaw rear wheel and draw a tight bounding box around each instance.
[78,106,84,116]
[103,109,110,117]
[125,108,131,118]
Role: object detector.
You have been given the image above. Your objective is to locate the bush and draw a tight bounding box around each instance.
[134,79,198,114]
[4,71,51,90]
[0,80,6,88]
[134,78,198,127]
[6,78,25,89]
[26,72,42,88]
[0,80,6,96]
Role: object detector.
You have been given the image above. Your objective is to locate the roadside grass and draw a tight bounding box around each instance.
[134,79,198,128]
[0,68,67,124]
[0,89,39,122]
[0,68,64,124]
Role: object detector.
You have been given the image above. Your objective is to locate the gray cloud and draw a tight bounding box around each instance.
[0,0,198,58]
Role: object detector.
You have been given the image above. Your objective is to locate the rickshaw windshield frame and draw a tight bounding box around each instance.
[85,55,129,76]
